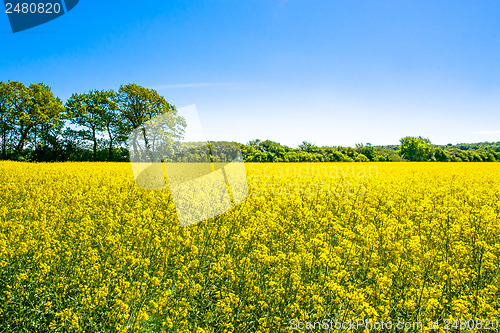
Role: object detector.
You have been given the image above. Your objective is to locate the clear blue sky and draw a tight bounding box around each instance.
[2,0,500,147]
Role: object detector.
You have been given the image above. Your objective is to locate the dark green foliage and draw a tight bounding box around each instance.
[0,81,177,162]
[239,138,500,163]
[399,136,432,161]
[441,142,500,152]
[432,147,450,162]
[0,81,499,163]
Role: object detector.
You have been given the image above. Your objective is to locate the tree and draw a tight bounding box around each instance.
[65,90,118,159]
[248,139,261,149]
[0,82,14,158]
[32,86,64,150]
[100,91,126,160]
[356,143,376,161]
[298,141,313,152]
[433,147,449,162]
[5,81,29,153]
[399,136,432,161]
[117,83,185,161]
[7,82,64,153]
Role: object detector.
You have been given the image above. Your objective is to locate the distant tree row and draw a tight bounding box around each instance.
[1,81,499,163]
[398,136,500,162]
[237,137,500,163]
[238,140,402,162]
[438,141,500,152]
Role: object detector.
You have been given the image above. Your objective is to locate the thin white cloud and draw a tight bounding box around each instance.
[473,131,500,135]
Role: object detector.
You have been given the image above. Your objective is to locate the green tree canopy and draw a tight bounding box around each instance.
[118,84,185,160]
[6,81,64,152]
[399,136,432,161]
[65,90,118,159]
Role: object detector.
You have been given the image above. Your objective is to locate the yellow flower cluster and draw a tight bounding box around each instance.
[0,161,499,332]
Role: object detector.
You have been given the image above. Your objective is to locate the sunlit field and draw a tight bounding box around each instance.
[1,162,500,332]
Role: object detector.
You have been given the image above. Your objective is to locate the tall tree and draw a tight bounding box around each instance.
[117,83,185,160]
[30,83,64,149]
[99,90,126,160]
[399,136,432,161]
[5,81,29,152]
[65,90,116,159]
[7,82,63,152]
[0,82,14,158]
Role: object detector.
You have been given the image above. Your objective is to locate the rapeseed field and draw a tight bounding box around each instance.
[1,162,499,332]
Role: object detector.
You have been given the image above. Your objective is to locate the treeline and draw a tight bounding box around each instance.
[397,136,500,162]
[377,141,500,153]
[1,80,499,163]
[438,142,500,152]
[238,140,402,162]
[0,81,180,162]
[237,137,500,162]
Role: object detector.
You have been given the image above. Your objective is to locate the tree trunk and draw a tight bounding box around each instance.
[107,125,113,161]
[92,127,97,159]
[16,126,31,152]
[142,127,153,162]
[132,131,139,161]
[1,130,5,159]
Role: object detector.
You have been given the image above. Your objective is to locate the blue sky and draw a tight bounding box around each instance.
[1,0,500,147]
